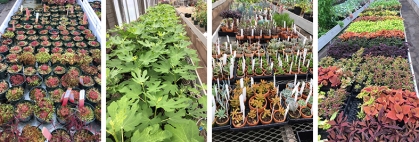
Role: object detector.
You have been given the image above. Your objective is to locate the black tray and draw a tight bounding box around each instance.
[218,31,236,37]
[343,94,362,123]
[213,125,230,132]
[288,117,313,124]
[297,131,313,142]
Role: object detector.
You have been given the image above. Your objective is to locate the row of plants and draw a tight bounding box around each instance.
[318,0,418,140]
[0,1,101,141]
[212,38,313,80]
[190,0,207,29]
[269,0,313,20]
[213,77,313,129]
[106,4,206,142]
[89,1,101,21]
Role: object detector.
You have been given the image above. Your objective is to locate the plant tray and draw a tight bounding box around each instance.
[297,131,313,142]
[218,31,237,37]
[288,117,313,124]
[343,94,362,123]
[213,124,230,132]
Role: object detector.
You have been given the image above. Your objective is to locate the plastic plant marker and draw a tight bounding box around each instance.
[229,64,233,78]
[303,48,307,64]
[79,89,85,107]
[251,77,254,86]
[242,58,245,72]
[260,30,262,37]
[252,59,255,71]
[217,44,220,55]
[286,54,288,62]
[294,74,297,86]
[42,127,52,141]
[62,88,72,106]
[240,78,244,88]
[222,54,227,65]
[273,73,276,87]
[241,29,243,36]
[270,62,273,70]
[239,94,245,121]
[284,104,289,119]
[233,51,236,58]
[212,58,215,68]
[289,62,293,74]
[225,84,230,100]
[217,78,220,89]
[284,21,286,28]
[269,29,271,36]
[21,6,22,12]
[252,29,254,36]
[35,13,39,23]
[227,35,230,43]
[299,81,305,95]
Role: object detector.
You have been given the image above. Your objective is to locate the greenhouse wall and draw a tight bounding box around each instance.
[106,0,158,29]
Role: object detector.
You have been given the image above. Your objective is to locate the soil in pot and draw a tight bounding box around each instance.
[273,111,286,123]
[301,106,312,118]
[215,116,229,126]
[289,110,301,119]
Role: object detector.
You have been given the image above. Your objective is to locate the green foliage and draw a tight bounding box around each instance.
[273,13,294,28]
[106,4,204,142]
[345,19,404,33]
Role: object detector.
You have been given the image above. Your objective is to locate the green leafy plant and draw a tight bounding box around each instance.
[106,4,205,142]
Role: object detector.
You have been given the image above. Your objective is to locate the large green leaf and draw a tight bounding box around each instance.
[165,120,204,142]
[131,124,171,142]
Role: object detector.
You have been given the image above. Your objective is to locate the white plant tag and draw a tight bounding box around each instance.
[273,73,276,87]
[230,64,234,78]
[240,78,244,88]
[251,77,254,86]
[294,74,297,85]
[227,35,230,43]
[79,90,85,107]
[223,54,227,65]
[252,59,255,71]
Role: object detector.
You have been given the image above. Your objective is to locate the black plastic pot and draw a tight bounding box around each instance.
[26,74,43,89]
[185,13,191,18]
[294,6,302,15]
[76,103,95,125]
[0,79,10,100]
[6,86,24,105]
[52,64,67,78]
[14,100,34,122]
[44,74,60,91]
[56,104,75,125]
[9,73,26,88]
[297,131,313,142]
[85,87,100,105]
[194,20,199,25]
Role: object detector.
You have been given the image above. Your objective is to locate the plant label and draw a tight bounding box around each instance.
[229,44,232,54]
[233,51,236,58]
[306,91,311,104]
[284,104,289,119]
[289,62,293,74]
[225,84,230,100]
[303,37,307,45]
[239,94,246,121]
[251,77,254,86]
[306,59,310,69]
[300,81,305,95]
[242,58,245,72]
[217,45,220,55]
[294,74,297,86]
[273,73,276,87]
[212,58,215,68]
[260,30,262,37]
[227,35,230,43]
[286,54,289,62]
[223,54,227,65]
[35,13,39,23]
[241,29,243,36]
[270,62,273,70]
[284,21,286,28]
[240,78,244,88]
[21,6,22,12]
[287,36,290,41]
[303,49,307,64]
[42,127,52,141]
[62,88,72,106]
[242,87,246,100]
[252,59,255,71]
[79,90,85,107]
[269,29,271,36]
[217,78,220,89]
[230,64,234,79]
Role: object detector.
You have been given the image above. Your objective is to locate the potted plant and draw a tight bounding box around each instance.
[21,125,45,141]
[26,75,42,88]
[9,73,25,87]
[249,93,267,113]
[288,101,301,119]
[61,67,80,88]
[53,64,67,77]
[214,108,229,126]
[56,104,73,125]
[258,108,272,125]
[86,88,100,104]
[30,87,47,102]
[34,98,54,123]
[0,80,9,98]
[19,52,36,66]
[0,45,9,55]
[231,108,246,128]
[273,104,286,123]
[15,100,34,122]
[246,109,259,126]
[51,47,63,54]
[300,104,312,118]
[0,63,8,78]
[35,51,51,64]
[50,128,72,142]
[9,46,21,54]
[6,53,19,63]
[0,104,14,125]
[88,41,100,48]
[80,75,95,89]
[76,103,95,124]
[37,64,52,77]
[73,129,96,142]
[0,130,16,141]
[51,53,62,65]
[80,64,98,76]
[49,88,64,104]
[94,73,101,88]
[7,64,22,74]
[23,46,34,53]
[45,75,60,91]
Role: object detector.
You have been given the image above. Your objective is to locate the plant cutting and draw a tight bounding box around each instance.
[86,88,100,104]
[21,125,45,141]
[0,104,14,125]
[15,100,34,122]
[7,64,22,74]
[50,128,72,142]
[34,98,54,123]
[9,73,25,87]
[26,75,42,87]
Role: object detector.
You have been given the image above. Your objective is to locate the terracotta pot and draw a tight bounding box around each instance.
[255,36,262,40]
[221,26,227,32]
[225,28,233,33]
[236,35,244,40]
[272,35,279,39]
[307,103,312,108]
[259,112,273,125]
[301,94,307,99]
[247,35,254,40]
[246,115,259,126]
[300,106,312,118]
[263,35,271,39]
[244,53,254,57]
[212,54,221,59]
[232,116,247,128]
[236,53,243,58]
[288,110,301,119]
[215,116,229,126]
[249,96,267,113]
[273,110,286,123]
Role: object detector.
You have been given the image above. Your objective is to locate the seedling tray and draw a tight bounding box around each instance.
[213,124,230,132]
[297,131,313,142]
[218,31,237,37]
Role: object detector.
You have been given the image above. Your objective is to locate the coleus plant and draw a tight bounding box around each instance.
[318,66,342,87]
[106,4,205,142]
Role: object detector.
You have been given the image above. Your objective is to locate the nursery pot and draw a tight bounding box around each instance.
[300,106,312,118]
[26,74,43,89]
[15,100,34,122]
[259,112,273,125]
[56,104,75,125]
[294,7,302,15]
[76,103,96,125]
[248,96,267,113]
[215,115,229,126]
[246,115,259,126]
[273,110,286,123]
[44,74,60,91]
[6,86,24,105]
[288,110,301,119]
[0,79,10,100]
[232,116,247,128]
[0,63,7,79]
[51,128,71,141]
[9,73,26,88]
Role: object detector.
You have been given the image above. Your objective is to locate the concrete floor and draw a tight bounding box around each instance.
[400,0,419,90]
[0,0,16,24]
